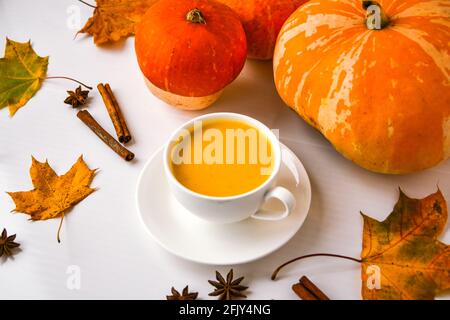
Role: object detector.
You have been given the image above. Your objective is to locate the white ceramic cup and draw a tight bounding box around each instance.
[163,113,296,224]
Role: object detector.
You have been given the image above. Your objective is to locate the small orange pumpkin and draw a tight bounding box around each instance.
[218,0,308,60]
[274,0,450,174]
[135,0,247,110]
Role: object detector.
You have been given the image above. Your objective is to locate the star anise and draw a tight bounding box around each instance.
[208,269,248,300]
[0,228,20,257]
[166,286,198,300]
[64,85,89,108]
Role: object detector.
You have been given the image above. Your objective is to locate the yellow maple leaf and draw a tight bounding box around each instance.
[7,156,97,242]
[78,0,158,45]
[0,38,48,116]
[361,190,450,300]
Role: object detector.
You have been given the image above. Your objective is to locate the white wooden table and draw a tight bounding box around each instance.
[1,0,449,299]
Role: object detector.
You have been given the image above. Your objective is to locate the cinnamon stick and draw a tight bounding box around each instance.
[77,110,135,161]
[292,276,330,300]
[292,282,320,300]
[97,83,132,143]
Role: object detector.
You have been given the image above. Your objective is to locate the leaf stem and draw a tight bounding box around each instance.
[271,253,362,280]
[46,76,93,90]
[78,0,96,9]
[57,213,65,243]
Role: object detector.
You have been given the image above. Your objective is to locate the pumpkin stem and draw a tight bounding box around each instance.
[362,1,390,30]
[186,8,206,24]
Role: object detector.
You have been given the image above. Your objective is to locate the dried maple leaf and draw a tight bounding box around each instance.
[7,156,97,242]
[361,190,450,300]
[166,286,198,300]
[78,0,158,45]
[0,38,48,116]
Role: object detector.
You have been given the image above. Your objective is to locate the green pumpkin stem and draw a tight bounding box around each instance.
[362,1,390,30]
[186,8,206,24]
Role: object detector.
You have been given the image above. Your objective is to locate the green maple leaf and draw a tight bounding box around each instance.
[0,38,49,116]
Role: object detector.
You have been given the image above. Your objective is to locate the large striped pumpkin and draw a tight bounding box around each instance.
[274,0,450,174]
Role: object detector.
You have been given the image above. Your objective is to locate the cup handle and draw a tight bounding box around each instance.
[251,186,296,221]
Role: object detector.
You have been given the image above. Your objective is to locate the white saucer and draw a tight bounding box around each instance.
[136,143,311,265]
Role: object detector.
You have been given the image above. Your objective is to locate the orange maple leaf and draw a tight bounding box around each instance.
[78,0,158,45]
[7,156,97,242]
